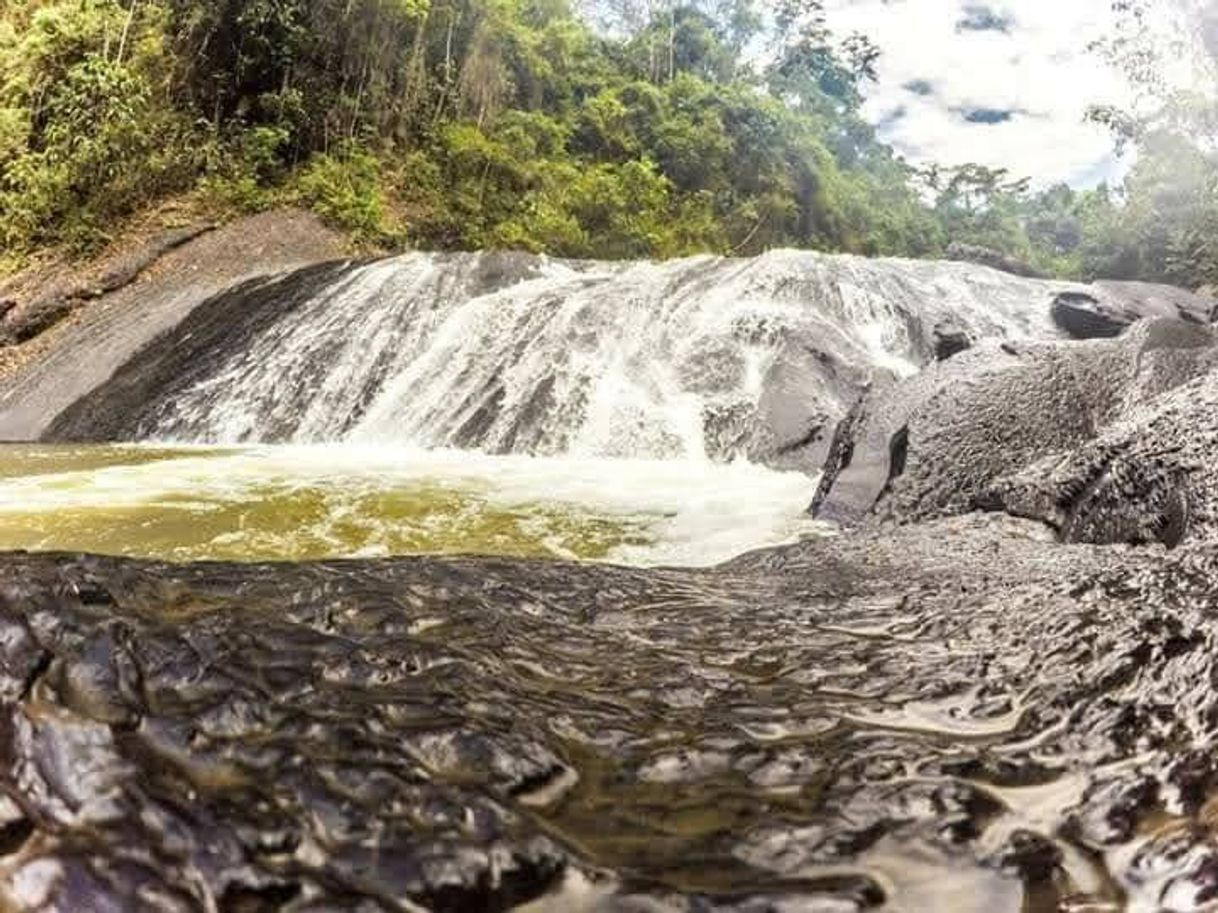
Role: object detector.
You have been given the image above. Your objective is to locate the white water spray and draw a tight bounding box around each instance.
[148,249,1068,463]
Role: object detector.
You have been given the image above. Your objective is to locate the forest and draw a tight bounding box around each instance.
[1,0,1215,287]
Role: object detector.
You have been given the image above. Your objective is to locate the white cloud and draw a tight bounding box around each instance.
[826,0,1134,186]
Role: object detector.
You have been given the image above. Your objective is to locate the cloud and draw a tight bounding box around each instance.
[825,0,1133,187]
[956,4,1015,33]
[961,107,1017,124]
[877,105,909,130]
[903,79,936,96]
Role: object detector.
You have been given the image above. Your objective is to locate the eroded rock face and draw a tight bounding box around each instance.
[6,526,1218,911]
[811,319,1218,532]
[985,353,1218,547]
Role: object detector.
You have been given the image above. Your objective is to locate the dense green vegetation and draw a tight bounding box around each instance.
[1076,0,1218,289]
[0,0,1215,288]
[0,0,939,259]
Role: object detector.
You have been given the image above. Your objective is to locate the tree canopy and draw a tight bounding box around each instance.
[0,0,1209,288]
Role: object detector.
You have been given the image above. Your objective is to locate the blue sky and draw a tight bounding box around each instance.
[827,0,1133,187]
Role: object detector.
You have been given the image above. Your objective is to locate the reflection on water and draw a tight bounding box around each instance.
[0,443,828,565]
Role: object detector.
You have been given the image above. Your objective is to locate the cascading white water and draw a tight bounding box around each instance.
[0,249,1100,566]
[145,249,1070,464]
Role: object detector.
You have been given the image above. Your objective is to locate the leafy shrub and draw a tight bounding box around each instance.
[293,147,399,244]
[196,126,292,215]
[0,0,198,252]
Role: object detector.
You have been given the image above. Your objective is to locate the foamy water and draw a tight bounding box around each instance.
[109,250,1062,460]
[0,444,828,566]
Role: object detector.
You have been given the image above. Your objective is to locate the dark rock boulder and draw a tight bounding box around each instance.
[809,341,1096,526]
[1051,281,1217,341]
[931,320,971,360]
[808,371,902,524]
[811,319,1218,529]
[1051,291,1129,339]
[743,343,871,473]
[469,248,565,293]
[983,344,1218,547]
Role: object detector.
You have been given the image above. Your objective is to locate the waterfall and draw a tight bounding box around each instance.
[41,249,1075,468]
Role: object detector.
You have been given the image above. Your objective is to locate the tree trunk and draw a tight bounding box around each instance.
[115,0,139,65]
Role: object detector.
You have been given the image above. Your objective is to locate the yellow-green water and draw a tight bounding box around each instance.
[0,444,825,566]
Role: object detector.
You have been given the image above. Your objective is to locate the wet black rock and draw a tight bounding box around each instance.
[808,373,901,525]
[931,320,971,361]
[811,318,1218,531]
[8,519,1218,910]
[470,248,569,292]
[1051,281,1217,341]
[1051,291,1127,339]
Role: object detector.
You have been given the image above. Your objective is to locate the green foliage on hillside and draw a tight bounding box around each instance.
[0,0,953,263]
[0,0,1205,290]
[917,163,1129,280]
[1066,0,1218,289]
[0,0,198,250]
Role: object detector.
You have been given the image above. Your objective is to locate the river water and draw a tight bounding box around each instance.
[0,443,827,565]
[0,252,1072,568]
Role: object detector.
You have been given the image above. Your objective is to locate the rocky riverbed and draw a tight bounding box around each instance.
[5,515,1218,912]
[4,243,1218,911]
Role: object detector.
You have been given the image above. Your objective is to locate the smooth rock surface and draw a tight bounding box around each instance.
[0,211,344,441]
[811,319,1218,530]
[2,224,217,346]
